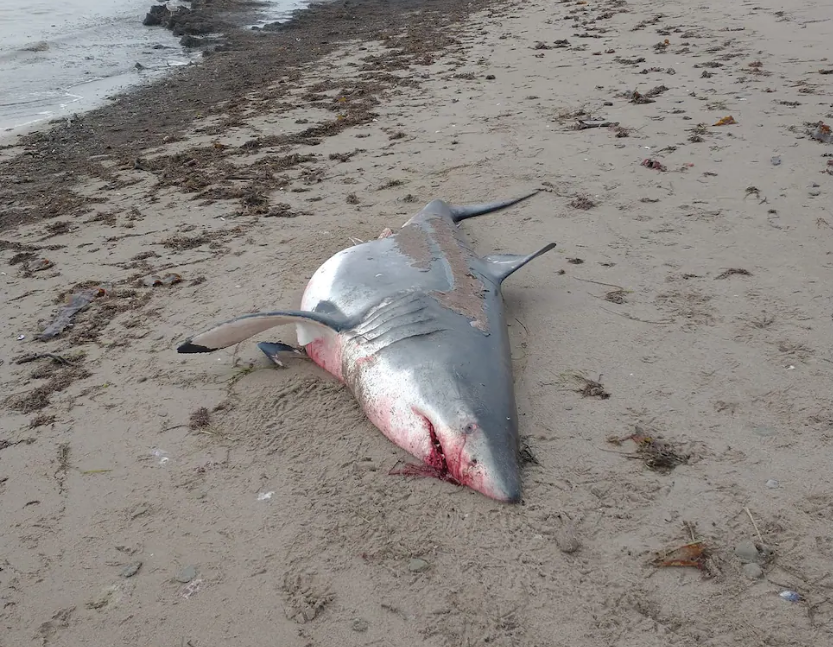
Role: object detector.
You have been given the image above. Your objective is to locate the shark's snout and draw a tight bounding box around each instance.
[459,453,522,504]
[435,418,522,504]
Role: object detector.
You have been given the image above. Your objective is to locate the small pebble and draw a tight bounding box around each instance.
[779,590,801,602]
[554,527,581,554]
[765,479,780,489]
[771,156,781,166]
[809,189,820,197]
[120,561,142,578]
[176,565,197,583]
[408,558,429,573]
[734,539,761,564]
[742,563,763,579]
[351,618,369,632]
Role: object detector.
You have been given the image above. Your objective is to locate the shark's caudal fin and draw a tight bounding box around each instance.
[177,307,347,354]
[449,190,540,223]
[482,243,557,284]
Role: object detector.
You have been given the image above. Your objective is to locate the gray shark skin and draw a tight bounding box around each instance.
[177,191,556,503]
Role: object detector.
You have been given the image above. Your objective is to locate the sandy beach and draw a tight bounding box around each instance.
[2,0,832,644]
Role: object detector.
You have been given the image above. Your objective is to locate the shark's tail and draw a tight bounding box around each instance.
[449,190,540,223]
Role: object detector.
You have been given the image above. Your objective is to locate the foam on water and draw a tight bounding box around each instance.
[0,0,307,135]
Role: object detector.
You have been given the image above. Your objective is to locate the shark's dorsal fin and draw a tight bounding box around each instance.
[482,243,557,284]
[449,190,540,223]
[177,303,348,353]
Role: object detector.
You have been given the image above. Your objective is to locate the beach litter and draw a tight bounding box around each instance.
[809,122,832,144]
[575,119,620,129]
[141,272,182,287]
[608,427,689,472]
[150,448,169,465]
[652,540,711,571]
[714,115,736,126]
[37,286,107,341]
[180,579,203,599]
[24,258,54,273]
[641,158,667,171]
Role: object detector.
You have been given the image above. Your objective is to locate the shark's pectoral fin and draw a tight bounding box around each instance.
[257,341,307,367]
[177,307,346,354]
[482,243,557,284]
[449,190,540,223]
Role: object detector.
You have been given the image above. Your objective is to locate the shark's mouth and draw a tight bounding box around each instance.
[389,413,461,485]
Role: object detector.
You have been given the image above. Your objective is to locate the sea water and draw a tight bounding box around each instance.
[0,0,309,134]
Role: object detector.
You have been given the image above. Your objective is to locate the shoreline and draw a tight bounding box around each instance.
[0,0,490,232]
[0,0,307,143]
[1,0,832,644]
[0,0,199,138]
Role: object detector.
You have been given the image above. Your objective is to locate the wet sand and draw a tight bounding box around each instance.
[1,0,833,645]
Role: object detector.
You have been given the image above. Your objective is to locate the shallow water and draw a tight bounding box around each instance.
[0,0,308,134]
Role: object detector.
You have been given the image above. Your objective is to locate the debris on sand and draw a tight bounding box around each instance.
[569,195,597,209]
[560,372,611,400]
[615,56,646,66]
[641,158,667,171]
[29,413,56,428]
[6,366,91,413]
[37,286,107,341]
[651,522,716,575]
[14,352,79,366]
[575,119,619,130]
[808,121,833,144]
[29,413,57,429]
[189,407,211,430]
[141,273,182,287]
[604,289,628,304]
[687,123,711,142]
[23,258,54,274]
[519,436,539,465]
[608,427,689,472]
[652,540,711,571]
[626,85,668,104]
[715,268,751,279]
[713,115,736,126]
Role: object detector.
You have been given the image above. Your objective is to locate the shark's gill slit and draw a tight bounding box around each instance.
[386,409,460,485]
[424,415,447,474]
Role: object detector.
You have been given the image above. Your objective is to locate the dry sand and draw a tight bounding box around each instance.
[2,0,833,645]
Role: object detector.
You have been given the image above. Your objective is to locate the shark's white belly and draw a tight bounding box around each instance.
[296,237,440,346]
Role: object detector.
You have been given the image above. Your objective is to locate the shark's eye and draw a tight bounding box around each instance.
[463,422,478,435]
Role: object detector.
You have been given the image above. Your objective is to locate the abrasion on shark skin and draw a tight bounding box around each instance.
[177,190,556,503]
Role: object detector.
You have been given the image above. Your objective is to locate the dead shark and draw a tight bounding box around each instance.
[177,190,556,503]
